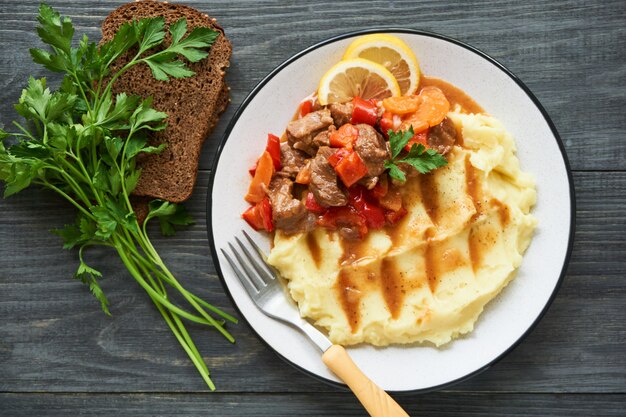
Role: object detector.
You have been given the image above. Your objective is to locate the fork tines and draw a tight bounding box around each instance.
[221,231,276,297]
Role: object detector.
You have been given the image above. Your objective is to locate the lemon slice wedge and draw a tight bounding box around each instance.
[343,34,420,96]
[317,58,401,105]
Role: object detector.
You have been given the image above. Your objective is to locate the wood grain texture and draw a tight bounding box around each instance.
[0,0,625,415]
[2,393,626,417]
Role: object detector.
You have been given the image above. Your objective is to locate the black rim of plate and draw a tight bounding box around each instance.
[206,28,576,394]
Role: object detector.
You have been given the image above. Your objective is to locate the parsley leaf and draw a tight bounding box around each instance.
[140,18,218,81]
[389,127,414,159]
[385,128,448,181]
[75,255,110,316]
[146,200,194,236]
[403,143,449,174]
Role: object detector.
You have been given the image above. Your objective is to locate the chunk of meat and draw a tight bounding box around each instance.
[428,117,457,155]
[279,142,308,179]
[267,176,312,234]
[329,102,354,126]
[286,109,334,155]
[312,125,335,148]
[353,124,390,177]
[309,146,348,207]
[358,175,379,190]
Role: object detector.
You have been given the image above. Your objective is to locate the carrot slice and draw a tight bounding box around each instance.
[382,96,420,115]
[295,160,312,185]
[245,151,274,203]
[414,86,450,127]
[400,86,450,132]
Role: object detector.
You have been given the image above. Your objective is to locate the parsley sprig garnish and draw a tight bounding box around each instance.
[0,4,235,390]
[384,127,448,182]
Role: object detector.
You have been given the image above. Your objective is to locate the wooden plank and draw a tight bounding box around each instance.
[0,0,624,171]
[0,171,624,393]
[1,393,625,416]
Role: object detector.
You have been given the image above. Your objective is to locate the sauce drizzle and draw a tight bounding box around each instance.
[305,232,321,267]
[380,258,403,319]
[336,269,361,332]
[490,198,510,226]
[468,226,481,273]
[465,155,482,218]
[419,173,439,224]
[423,229,438,292]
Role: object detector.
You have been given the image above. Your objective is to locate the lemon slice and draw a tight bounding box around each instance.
[317,58,401,105]
[343,34,420,95]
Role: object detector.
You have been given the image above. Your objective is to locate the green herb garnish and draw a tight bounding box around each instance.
[384,127,448,182]
[0,4,236,390]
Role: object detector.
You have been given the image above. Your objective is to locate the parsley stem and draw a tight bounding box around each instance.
[70,70,92,114]
[35,180,94,221]
[128,248,238,324]
[170,310,211,376]
[129,249,214,389]
[12,122,37,141]
[116,244,220,326]
[114,233,221,327]
[153,297,216,390]
[133,253,212,377]
[131,228,235,342]
[116,235,219,390]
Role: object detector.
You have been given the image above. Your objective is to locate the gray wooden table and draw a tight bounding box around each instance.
[1,0,624,415]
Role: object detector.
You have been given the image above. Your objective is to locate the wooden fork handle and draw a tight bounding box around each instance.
[322,345,410,417]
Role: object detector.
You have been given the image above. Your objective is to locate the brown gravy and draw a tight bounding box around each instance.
[464,155,482,217]
[336,268,362,332]
[418,173,439,225]
[420,76,484,115]
[380,258,403,319]
[490,198,510,227]
[305,232,322,267]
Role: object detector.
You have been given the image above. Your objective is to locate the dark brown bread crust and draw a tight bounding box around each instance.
[101,0,231,203]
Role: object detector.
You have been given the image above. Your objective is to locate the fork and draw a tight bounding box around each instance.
[221,231,410,417]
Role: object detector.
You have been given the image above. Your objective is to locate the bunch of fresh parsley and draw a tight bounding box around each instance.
[384,127,448,181]
[0,4,236,390]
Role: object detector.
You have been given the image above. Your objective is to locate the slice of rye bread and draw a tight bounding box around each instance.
[131,81,230,224]
[100,0,232,203]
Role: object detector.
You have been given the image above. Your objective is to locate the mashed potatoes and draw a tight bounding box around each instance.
[267,109,537,346]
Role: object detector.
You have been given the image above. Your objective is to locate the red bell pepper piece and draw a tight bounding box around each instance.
[351,97,378,126]
[317,206,368,239]
[379,111,394,137]
[329,123,359,148]
[370,175,388,201]
[259,197,274,231]
[305,192,326,214]
[242,205,263,230]
[335,151,368,188]
[242,197,274,232]
[249,133,282,175]
[404,128,429,151]
[349,187,386,229]
[380,111,403,138]
[300,99,313,117]
[266,133,282,170]
[328,148,351,168]
[385,207,407,226]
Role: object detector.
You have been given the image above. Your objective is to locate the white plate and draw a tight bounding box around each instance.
[207,29,574,392]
